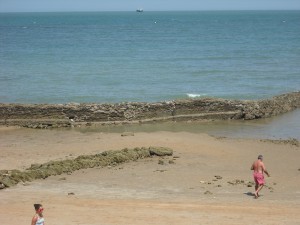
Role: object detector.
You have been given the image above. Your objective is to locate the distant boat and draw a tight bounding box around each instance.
[136,8,143,12]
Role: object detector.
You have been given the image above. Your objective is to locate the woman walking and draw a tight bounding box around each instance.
[31,204,45,225]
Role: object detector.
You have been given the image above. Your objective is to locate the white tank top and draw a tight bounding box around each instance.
[35,216,45,225]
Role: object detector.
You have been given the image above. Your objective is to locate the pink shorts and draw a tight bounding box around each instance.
[253,172,265,185]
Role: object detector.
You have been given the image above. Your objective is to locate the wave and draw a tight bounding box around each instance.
[186,93,206,98]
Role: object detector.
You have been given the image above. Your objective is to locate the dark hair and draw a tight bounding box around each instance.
[258,155,263,159]
[34,204,42,211]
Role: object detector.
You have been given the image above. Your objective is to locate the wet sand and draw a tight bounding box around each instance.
[0,127,299,225]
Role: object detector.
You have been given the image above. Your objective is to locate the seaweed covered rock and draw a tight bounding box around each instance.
[1,92,299,127]
[149,146,173,156]
[0,147,173,190]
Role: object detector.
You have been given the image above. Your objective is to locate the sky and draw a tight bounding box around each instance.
[0,0,300,12]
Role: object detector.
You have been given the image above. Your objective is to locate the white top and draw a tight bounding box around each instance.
[35,217,45,225]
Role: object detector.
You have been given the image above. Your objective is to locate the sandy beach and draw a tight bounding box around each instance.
[0,126,299,225]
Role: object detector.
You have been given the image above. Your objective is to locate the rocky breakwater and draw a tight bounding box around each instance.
[0,147,173,189]
[0,91,299,128]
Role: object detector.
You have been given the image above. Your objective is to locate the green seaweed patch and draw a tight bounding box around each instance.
[0,147,172,189]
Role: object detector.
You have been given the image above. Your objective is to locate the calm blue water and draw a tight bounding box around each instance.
[0,11,299,104]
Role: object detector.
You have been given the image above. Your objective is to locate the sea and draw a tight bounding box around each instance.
[0,11,300,139]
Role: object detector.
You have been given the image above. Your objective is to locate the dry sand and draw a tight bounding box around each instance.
[0,126,299,225]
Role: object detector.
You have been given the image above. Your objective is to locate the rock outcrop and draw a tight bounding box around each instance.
[0,92,299,128]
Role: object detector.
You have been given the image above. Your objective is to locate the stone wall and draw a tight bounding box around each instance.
[0,91,299,128]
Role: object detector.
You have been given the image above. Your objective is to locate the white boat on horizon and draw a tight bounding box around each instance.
[136,8,143,12]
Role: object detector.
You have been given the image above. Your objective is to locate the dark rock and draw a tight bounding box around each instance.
[149,147,173,156]
[158,160,164,165]
[168,160,175,164]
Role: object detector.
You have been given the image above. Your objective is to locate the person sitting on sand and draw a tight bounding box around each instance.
[31,204,45,225]
[251,155,270,198]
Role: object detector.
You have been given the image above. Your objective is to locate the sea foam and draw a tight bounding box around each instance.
[187,93,206,98]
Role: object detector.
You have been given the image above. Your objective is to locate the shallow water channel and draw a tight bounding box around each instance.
[72,109,300,140]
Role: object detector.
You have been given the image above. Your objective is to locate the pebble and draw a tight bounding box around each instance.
[158,159,164,165]
[121,132,134,137]
[169,160,175,164]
